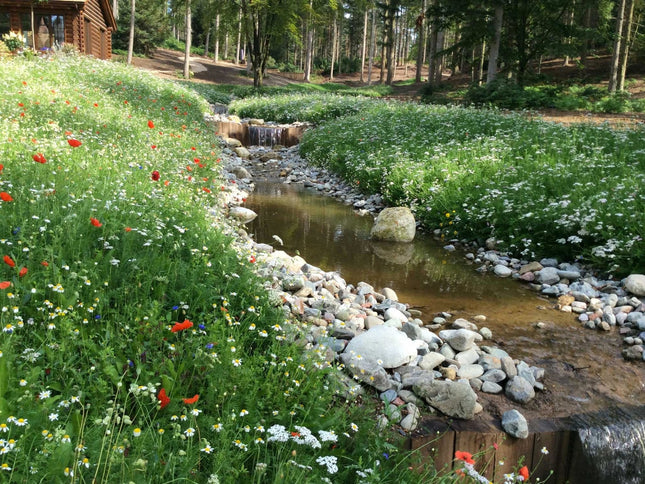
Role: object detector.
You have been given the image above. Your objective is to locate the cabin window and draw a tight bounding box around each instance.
[0,13,10,36]
[20,14,65,50]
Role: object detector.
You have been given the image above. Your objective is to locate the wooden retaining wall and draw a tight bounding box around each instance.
[406,405,645,484]
[213,121,306,147]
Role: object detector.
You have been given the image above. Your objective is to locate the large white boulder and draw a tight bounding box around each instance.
[370,207,416,243]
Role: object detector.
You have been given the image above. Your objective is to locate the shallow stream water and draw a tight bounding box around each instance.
[246,180,645,420]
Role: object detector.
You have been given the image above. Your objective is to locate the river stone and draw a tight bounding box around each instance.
[479,327,493,340]
[419,352,446,371]
[536,267,560,285]
[399,367,435,388]
[339,353,392,391]
[519,261,543,275]
[540,258,559,267]
[381,287,399,302]
[364,316,384,329]
[414,379,478,420]
[439,328,481,352]
[344,325,417,368]
[622,345,644,360]
[370,207,416,243]
[457,364,484,380]
[455,348,480,365]
[224,136,242,148]
[229,206,257,223]
[494,264,513,277]
[234,146,251,159]
[400,403,421,432]
[502,409,529,439]
[558,269,581,280]
[479,354,502,370]
[569,281,599,299]
[624,274,645,297]
[385,307,409,323]
[505,376,536,403]
[500,356,517,378]
[480,369,507,383]
[229,165,252,180]
[481,381,504,394]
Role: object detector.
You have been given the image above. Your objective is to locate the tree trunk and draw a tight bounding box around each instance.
[427,18,437,83]
[224,31,229,60]
[204,26,210,57]
[478,40,486,85]
[415,0,426,83]
[214,13,220,63]
[112,0,119,20]
[486,3,503,83]
[608,0,627,93]
[434,29,444,83]
[304,0,313,82]
[368,8,376,85]
[386,6,396,85]
[183,0,191,79]
[330,12,337,80]
[235,7,242,64]
[360,8,368,83]
[617,0,635,91]
[580,6,591,67]
[563,4,575,66]
[127,0,135,65]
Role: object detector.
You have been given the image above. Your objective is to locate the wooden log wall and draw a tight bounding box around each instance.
[407,406,645,484]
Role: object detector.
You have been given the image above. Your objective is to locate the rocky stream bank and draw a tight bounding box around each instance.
[210,115,645,440]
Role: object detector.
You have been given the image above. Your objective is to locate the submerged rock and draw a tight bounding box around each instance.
[370,207,416,243]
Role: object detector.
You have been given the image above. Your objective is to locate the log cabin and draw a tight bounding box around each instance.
[0,0,116,59]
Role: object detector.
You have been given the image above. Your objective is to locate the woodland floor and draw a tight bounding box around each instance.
[125,48,645,126]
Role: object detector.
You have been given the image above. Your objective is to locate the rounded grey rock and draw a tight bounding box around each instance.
[502,409,529,439]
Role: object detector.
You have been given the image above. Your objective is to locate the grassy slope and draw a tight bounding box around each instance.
[0,55,431,483]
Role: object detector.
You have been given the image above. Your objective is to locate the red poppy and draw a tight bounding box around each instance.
[67,139,82,148]
[41,261,49,267]
[291,432,301,437]
[183,394,199,404]
[0,164,3,171]
[0,282,10,290]
[3,256,15,268]
[519,466,529,481]
[90,217,102,227]
[151,145,156,150]
[454,450,475,465]
[148,120,155,129]
[32,153,47,163]
[125,227,132,232]
[18,267,27,278]
[151,170,160,181]
[18,102,24,107]
[202,187,211,193]
[0,192,13,202]
[158,388,170,409]
[249,255,256,263]
[171,319,193,333]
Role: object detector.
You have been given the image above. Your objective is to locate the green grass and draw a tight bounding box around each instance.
[0,53,450,483]
[180,81,391,107]
[228,94,384,124]
[298,102,645,275]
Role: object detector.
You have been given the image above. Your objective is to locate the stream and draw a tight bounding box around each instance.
[246,180,645,420]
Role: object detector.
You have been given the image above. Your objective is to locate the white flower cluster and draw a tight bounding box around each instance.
[316,455,338,475]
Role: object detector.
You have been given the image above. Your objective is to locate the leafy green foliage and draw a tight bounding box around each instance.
[298,103,645,275]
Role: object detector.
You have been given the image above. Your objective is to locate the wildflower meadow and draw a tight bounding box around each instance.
[0,54,448,483]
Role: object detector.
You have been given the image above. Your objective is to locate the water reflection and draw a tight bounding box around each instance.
[247,181,529,309]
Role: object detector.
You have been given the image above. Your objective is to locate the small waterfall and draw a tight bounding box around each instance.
[575,407,645,484]
[210,103,229,114]
[248,126,285,147]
